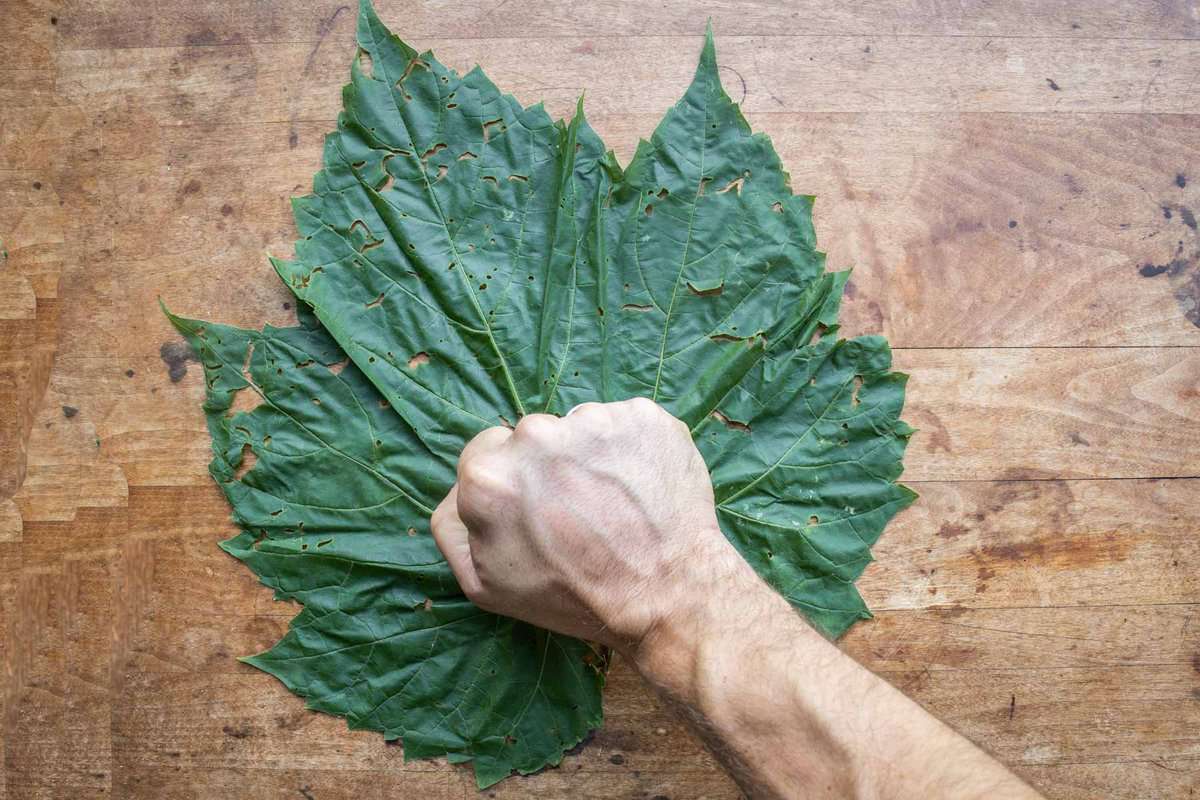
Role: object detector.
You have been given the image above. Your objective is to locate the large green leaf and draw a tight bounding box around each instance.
[170,0,914,787]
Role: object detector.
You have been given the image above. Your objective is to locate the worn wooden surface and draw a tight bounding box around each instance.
[3,0,1199,797]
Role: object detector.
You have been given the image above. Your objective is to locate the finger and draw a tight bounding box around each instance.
[429,485,483,598]
[457,425,512,481]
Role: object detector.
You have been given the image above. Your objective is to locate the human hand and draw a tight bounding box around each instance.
[430,398,747,653]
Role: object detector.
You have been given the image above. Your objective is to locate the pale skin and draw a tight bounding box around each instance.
[431,398,1044,799]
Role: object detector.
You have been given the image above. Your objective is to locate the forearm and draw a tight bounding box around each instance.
[632,539,1042,800]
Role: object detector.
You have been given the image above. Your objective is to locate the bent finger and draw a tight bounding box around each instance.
[429,485,483,598]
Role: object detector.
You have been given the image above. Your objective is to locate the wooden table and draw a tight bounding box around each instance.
[3,1,1198,797]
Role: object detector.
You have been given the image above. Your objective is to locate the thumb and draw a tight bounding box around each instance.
[430,484,483,599]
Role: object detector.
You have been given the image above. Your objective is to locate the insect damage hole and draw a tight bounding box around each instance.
[420,142,447,161]
[233,443,257,481]
[407,352,430,369]
[357,48,374,78]
[850,375,863,406]
[808,515,820,526]
[482,118,504,143]
[717,176,746,196]
[687,281,724,297]
[711,410,751,433]
[621,303,654,312]
[398,57,429,85]
[458,150,477,160]
[365,292,386,309]
[435,164,448,182]
[376,154,396,192]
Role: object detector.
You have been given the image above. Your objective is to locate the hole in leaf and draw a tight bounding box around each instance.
[407,527,417,536]
[458,150,476,160]
[407,352,430,369]
[360,238,384,252]
[481,175,498,185]
[227,386,262,417]
[379,399,390,409]
[508,174,528,183]
[644,204,654,216]
[657,187,669,199]
[420,143,447,161]
[270,509,283,517]
[328,358,349,375]
[295,359,315,369]
[851,375,863,406]
[316,538,333,548]
[312,397,322,406]
[233,443,257,481]
[717,176,745,196]
[808,515,820,526]
[622,303,654,312]
[711,410,751,433]
[770,201,783,213]
[357,48,374,78]
[365,292,386,309]
[482,118,504,143]
[687,281,724,297]
[435,164,448,181]
[447,102,459,109]
[698,177,712,196]
[423,598,433,612]
[262,435,272,446]
[398,57,429,85]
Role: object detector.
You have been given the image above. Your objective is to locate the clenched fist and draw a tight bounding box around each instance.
[430,397,746,653]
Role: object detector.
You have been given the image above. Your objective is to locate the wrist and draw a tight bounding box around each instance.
[626,531,776,696]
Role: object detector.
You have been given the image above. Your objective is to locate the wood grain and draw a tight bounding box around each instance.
[4,0,1199,798]
[57,0,1200,48]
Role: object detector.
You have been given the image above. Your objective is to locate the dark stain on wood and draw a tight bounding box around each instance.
[159,340,199,382]
[563,729,596,756]
[936,522,968,540]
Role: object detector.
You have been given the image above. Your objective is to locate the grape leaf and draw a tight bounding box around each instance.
[168,0,914,787]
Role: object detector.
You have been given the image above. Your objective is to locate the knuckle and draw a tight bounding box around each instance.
[568,401,604,419]
[514,413,558,444]
[458,457,502,496]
